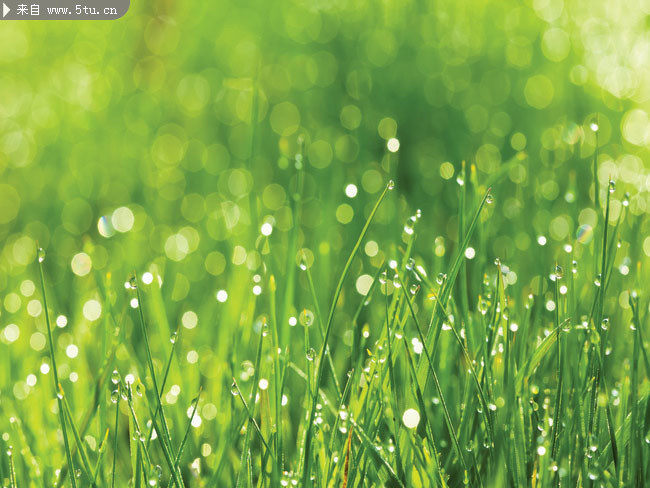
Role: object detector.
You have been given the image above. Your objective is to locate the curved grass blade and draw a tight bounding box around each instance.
[304,265,342,401]
[301,181,392,485]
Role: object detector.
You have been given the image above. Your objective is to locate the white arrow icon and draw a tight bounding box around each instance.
[2,3,9,17]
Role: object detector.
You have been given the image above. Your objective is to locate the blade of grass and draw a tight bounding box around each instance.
[59,387,95,486]
[8,446,17,488]
[111,386,120,488]
[91,428,110,484]
[133,281,184,487]
[383,284,406,484]
[342,428,353,488]
[304,264,343,401]
[231,380,278,468]
[173,387,202,469]
[398,271,469,476]
[37,248,77,488]
[145,325,180,450]
[301,180,392,485]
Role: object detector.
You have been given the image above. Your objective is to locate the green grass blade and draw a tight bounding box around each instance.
[301,180,393,484]
[37,249,77,488]
[133,282,185,487]
[60,388,95,486]
[174,387,202,469]
[399,271,469,475]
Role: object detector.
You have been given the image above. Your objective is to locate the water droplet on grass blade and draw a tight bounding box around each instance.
[299,309,314,327]
[230,382,239,396]
[170,331,178,344]
[306,348,316,361]
[111,369,120,385]
[379,271,387,285]
[601,318,609,330]
[387,179,395,190]
[110,389,119,403]
[392,274,401,288]
[608,180,615,193]
[38,248,45,263]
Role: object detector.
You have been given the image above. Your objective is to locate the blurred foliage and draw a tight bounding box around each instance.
[0,0,649,485]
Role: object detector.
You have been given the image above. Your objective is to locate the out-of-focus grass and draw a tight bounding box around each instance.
[0,0,649,486]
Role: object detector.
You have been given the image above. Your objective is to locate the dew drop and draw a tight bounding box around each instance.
[38,247,46,263]
[387,179,395,190]
[601,318,609,331]
[306,348,316,361]
[403,216,416,236]
[608,180,615,194]
[170,331,178,344]
[110,389,119,403]
[299,309,314,327]
[379,271,387,285]
[436,273,447,285]
[486,194,494,204]
[392,274,401,288]
[409,284,420,295]
[230,382,239,396]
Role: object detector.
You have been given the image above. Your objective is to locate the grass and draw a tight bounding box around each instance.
[1,4,649,485]
[0,164,647,486]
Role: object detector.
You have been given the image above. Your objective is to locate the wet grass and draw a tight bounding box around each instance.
[3,161,648,487]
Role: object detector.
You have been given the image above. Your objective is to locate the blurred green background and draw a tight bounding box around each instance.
[1,0,649,483]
